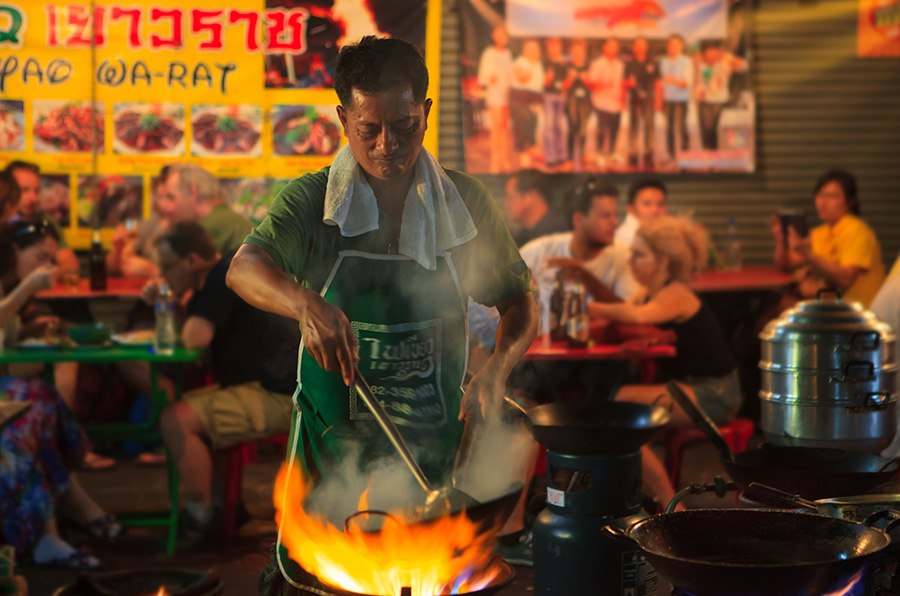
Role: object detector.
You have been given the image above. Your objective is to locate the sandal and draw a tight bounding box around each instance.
[81,452,116,471]
[86,513,125,542]
[40,548,100,570]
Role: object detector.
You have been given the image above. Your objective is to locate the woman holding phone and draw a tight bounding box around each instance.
[772,169,885,307]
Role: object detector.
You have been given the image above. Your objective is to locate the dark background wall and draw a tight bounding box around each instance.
[436,0,900,266]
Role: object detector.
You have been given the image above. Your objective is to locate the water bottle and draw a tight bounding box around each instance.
[723,218,743,271]
[154,283,177,355]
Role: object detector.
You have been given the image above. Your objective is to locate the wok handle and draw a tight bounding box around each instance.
[353,367,434,495]
[601,525,638,544]
[665,381,734,461]
[863,509,900,534]
[746,482,819,511]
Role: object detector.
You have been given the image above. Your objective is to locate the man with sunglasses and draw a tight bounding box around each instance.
[2,161,79,276]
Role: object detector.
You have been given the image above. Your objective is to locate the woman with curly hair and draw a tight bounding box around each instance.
[0,219,122,569]
[589,216,741,507]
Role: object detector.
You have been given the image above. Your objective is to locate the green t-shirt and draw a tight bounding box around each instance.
[244,166,530,308]
[201,203,253,255]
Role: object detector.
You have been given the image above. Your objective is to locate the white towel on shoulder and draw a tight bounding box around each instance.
[323,146,477,270]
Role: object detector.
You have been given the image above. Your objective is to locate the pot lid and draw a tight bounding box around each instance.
[760,289,895,343]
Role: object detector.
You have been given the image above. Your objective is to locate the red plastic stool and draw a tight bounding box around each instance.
[664,418,754,487]
[222,433,289,545]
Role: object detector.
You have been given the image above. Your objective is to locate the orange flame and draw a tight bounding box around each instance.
[822,568,865,596]
[274,463,503,595]
[153,587,169,596]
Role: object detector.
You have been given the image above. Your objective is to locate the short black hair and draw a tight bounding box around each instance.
[334,36,428,108]
[814,169,860,216]
[157,221,217,260]
[0,169,20,214]
[566,177,619,220]
[627,178,667,205]
[511,169,548,199]
[2,160,40,177]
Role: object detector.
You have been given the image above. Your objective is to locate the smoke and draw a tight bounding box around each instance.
[303,403,534,529]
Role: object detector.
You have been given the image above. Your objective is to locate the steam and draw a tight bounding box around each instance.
[303,404,534,528]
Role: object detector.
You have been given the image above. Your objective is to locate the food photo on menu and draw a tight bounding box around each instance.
[113,102,186,156]
[32,100,105,153]
[0,100,25,151]
[190,104,263,157]
[272,105,342,157]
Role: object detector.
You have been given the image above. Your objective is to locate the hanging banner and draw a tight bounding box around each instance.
[858,0,900,57]
[458,0,754,175]
[0,0,437,246]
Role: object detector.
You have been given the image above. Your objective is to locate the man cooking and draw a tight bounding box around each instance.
[226,37,537,592]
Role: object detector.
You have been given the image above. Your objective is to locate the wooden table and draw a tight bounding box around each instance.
[36,277,147,300]
[0,343,201,554]
[692,266,794,294]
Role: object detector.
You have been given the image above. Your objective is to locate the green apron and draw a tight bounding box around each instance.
[277,250,467,587]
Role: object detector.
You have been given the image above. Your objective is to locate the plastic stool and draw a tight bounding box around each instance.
[222,433,289,545]
[664,418,754,487]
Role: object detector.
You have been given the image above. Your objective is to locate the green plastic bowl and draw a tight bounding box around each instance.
[66,323,112,345]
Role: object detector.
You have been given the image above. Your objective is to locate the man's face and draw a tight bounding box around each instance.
[160,171,196,222]
[546,38,563,61]
[667,37,683,57]
[337,85,431,185]
[157,241,195,297]
[629,187,668,221]
[578,195,618,247]
[12,168,40,218]
[633,38,648,59]
[603,39,620,58]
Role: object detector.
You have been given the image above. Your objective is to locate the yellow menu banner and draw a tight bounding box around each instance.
[0,0,440,246]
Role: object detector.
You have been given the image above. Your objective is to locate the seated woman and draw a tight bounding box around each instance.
[588,216,741,507]
[0,220,122,569]
[772,169,885,307]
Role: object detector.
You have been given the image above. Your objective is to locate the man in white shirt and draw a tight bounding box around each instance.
[586,38,625,165]
[614,178,669,247]
[522,178,638,311]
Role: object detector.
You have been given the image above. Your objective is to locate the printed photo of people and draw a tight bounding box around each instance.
[459,0,753,174]
[77,175,143,228]
[263,0,427,89]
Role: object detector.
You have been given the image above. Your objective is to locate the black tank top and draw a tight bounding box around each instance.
[659,301,735,378]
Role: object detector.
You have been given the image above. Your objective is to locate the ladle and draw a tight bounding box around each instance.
[352,367,479,519]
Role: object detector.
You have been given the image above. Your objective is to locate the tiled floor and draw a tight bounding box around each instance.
[22,437,742,596]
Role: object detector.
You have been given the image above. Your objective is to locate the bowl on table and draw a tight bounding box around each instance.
[66,323,113,346]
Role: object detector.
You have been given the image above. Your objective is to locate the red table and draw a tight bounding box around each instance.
[692,266,794,294]
[36,277,147,300]
[524,337,675,361]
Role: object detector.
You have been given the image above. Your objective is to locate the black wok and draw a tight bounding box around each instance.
[346,484,523,534]
[606,509,892,595]
[666,382,900,499]
[504,398,670,454]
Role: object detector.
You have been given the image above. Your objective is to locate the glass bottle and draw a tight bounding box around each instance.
[565,281,590,348]
[154,283,177,355]
[88,228,107,291]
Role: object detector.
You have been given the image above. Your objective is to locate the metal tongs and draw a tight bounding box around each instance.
[352,367,480,520]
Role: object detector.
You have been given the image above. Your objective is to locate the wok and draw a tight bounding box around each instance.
[748,482,900,529]
[503,397,670,454]
[666,382,900,499]
[605,508,892,595]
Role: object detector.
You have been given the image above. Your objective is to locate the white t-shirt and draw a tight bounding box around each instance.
[478,46,512,108]
[520,232,640,312]
[587,56,625,113]
[614,212,640,247]
[511,55,544,93]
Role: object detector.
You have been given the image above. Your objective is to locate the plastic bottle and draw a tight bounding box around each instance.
[154,283,177,355]
[88,228,107,290]
[723,218,743,271]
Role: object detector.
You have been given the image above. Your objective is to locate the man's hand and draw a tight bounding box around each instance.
[787,226,812,261]
[23,264,60,293]
[299,292,359,386]
[140,278,162,306]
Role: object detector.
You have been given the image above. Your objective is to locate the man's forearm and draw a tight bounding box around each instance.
[488,292,538,377]
[226,243,312,322]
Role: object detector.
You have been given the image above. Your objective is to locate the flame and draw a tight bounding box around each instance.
[333,0,383,47]
[274,463,503,596]
[153,587,169,596]
[821,568,865,596]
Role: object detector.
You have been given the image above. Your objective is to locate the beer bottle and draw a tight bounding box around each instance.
[88,228,107,291]
[566,281,590,348]
[549,270,567,341]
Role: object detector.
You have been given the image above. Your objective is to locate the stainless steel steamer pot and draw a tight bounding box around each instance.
[759,290,897,452]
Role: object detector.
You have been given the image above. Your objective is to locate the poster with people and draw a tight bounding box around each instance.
[858,0,900,57]
[459,0,754,174]
[0,0,438,246]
